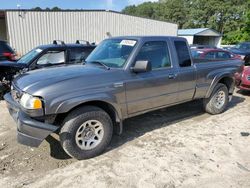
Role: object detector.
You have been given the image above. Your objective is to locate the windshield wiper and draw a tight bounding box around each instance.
[89,61,110,70]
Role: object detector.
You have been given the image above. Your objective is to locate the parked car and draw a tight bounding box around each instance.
[0,40,16,61]
[4,36,243,160]
[190,44,217,49]
[0,40,96,99]
[227,42,250,65]
[191,48,241,60]
[235,65,250,91]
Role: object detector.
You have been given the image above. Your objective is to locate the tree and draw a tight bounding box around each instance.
[122,0,250,44]
[32,7,42,10]
[51,7,61,11]
[32,7,62,11]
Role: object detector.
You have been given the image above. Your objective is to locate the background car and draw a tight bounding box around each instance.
[235,66,250,91]
[0,40,96,99]
[190,44,217,50]
[227,42,250,65]
[0,40,17,61]
[191,48,241,60]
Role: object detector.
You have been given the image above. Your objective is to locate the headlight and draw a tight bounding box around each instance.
[20,93,43,110]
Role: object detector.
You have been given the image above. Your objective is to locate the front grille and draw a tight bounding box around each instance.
[247,75,250,81]
[11,84,22,103]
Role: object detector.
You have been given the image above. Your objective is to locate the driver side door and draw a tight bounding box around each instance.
[125,40,179,115]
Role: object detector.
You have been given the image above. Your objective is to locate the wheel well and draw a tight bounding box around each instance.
[218,77,234,94]
[54,101,120,127]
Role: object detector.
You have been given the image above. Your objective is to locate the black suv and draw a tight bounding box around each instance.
[0,40,96,98]
[0,40,16,61]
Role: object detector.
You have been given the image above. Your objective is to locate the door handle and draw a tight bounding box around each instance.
[168,73,177,79]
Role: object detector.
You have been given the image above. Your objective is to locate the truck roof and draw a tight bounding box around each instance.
[37,43,95,49]
[110,36,184,41]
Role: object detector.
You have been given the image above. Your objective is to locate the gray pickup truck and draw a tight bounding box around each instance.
[4,36,243,160]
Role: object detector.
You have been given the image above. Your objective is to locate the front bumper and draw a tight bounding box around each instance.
[4,93,59,147]
[236,78,250,91]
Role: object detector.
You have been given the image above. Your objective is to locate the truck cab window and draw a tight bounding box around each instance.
[174,41,191,67]
[136,41,171,69]
[37,51,65,65]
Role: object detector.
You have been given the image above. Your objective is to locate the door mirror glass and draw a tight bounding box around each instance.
[131,60,151,73]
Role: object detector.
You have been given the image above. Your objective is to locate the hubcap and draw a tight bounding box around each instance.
[214,90,226,109]
[75,120,104,150]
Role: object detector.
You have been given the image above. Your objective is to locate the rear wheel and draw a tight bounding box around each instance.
[203,83,229,115]
[59,106,113,160]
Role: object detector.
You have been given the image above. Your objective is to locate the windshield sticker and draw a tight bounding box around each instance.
[36,49,42,53]
[120,40,137,46]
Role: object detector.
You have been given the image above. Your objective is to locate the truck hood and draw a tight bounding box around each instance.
[0,60,26,69]
[13,64,124,95]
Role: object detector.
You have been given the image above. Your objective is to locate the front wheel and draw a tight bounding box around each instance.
[203,83,229,115]
[59,106,113,160]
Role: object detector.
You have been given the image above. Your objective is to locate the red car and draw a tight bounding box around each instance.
[236,66,250,91]
[0,40,17,61]
[191,48,241,60]
[191,48,249,90]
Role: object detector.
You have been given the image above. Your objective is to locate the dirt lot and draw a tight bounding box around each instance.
[0,90,249,188]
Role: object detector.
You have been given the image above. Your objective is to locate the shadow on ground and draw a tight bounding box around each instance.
[236,90,250,97]
[45,95,245,160]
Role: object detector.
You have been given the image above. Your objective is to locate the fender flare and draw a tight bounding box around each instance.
[205,72,235,98]
[56,94,122,118]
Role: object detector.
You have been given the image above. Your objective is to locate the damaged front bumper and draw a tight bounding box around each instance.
[4,93,59,147]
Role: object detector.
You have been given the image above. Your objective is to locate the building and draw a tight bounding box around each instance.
[178,28,222,47]
[0,10,178,55]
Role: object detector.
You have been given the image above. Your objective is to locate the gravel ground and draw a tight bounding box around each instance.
[0,90,249,188]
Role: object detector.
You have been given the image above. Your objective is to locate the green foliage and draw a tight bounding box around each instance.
[32,7,42,11]
[32,7,61,11]
[122,0,250,44]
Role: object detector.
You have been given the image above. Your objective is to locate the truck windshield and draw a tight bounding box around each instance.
[17,48,42,64]
[86,39,137,68]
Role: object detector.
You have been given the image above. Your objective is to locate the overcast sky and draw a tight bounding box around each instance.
[0,0,158,11]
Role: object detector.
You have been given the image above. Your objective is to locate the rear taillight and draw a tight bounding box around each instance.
[2,52,16,61]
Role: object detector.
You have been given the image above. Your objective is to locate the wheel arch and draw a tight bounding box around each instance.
[54,100,123,134]
[205,74,235,98]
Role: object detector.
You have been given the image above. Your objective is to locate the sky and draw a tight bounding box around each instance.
[0,0,158,11]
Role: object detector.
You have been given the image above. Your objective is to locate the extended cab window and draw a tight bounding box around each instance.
[174,41,192,67]
[69,48,92,64]
[37,50,65,65]
[136,41,171,69]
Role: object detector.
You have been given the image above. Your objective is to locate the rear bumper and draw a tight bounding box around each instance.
[4,93,59,147]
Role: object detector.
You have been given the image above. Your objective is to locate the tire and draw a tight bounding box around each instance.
[59,106,113,160]
[203,83,229,115]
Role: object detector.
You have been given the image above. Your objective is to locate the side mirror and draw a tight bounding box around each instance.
[131,60,151,73]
